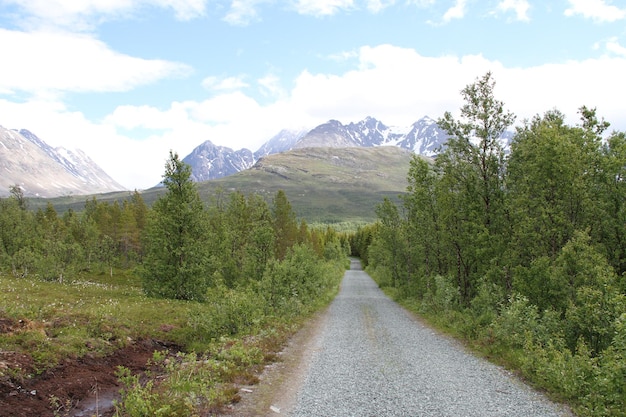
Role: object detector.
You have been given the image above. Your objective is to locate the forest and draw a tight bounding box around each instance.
[353,73,626,417]
[0,152,349,415]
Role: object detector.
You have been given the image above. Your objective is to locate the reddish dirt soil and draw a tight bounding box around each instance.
[0,316,172,417]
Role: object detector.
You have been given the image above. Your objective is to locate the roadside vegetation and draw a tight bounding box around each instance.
[0,153,348,416]
[354,72,626,417]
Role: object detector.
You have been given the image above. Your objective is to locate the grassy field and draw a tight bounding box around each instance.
[0,270,188,372]
[0,261,344,416]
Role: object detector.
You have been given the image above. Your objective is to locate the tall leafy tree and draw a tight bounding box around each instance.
[599,131,626,275]
[372,198,407,288]
[436,72,515,302]
[507,110,598,264]
[402,156,446,293]
[141,151,210,301]
[438,71,515,233]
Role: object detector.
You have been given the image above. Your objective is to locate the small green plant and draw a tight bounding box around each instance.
[49,394,73,417]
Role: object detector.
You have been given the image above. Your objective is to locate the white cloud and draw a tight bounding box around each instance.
[202,75,250,91]
[0,29,191,95]
[442,0,467,22]
[564,0,626,22]
[1,0,208,30]
[257,74,286,98]
[365,0,396,13]
[292,0,355,16]
[223,0,267,25]
[595,37,626,57]
[3,43,626,190]
[290,45,491,125]
[222,0,401,23]
[605,38,626,56]
[496,0,530,22]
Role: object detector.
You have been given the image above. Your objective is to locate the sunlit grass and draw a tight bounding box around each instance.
[0,271,191,372]
[1,257,346,414]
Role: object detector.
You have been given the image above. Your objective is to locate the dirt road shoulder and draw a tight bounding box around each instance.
[222,307,330,416]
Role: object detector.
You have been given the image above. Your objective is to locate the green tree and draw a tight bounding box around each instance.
[438,71,515,232]
[0,196,36,275]
[9,185,27,210]
[436,72,515,303]
[402,156,445,293]
[596,130,626,275]
[507,110,599,264]
[272,190,298,260]
[373,198,407,289]
[140,151,210,301]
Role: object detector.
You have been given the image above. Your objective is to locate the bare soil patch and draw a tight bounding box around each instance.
[0,339,173,417]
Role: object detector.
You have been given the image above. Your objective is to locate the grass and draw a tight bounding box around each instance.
[200,146,413,223]
[0,270,190,372]
[1,258,346,415]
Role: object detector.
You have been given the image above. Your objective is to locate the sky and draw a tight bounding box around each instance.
[1,0,625,190]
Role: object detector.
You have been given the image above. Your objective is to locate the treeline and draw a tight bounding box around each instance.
[353,73,626,417]
[138,151,350,308]
[0,151,348,308]
[0,188,148,281]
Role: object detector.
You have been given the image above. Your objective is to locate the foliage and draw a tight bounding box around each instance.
[140,152,211,301]
[362,73,626,415]
[1,151,349,416]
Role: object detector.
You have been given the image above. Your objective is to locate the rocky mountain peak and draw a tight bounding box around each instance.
[182,115,513,184]
[182,140,254,182]
[0,127,125,197]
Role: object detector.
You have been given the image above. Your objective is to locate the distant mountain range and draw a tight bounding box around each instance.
[1,115,512,198]
[0,126,125,198]
[183,115,510,183]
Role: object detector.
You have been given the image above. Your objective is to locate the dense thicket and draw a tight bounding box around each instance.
[0,189,147,281]
[357,72,626,416]
[0,151,347,308]
[1,153,349,416]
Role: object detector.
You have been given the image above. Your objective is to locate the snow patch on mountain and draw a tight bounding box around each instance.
[182,116,514,183]
[183,140,254,182]
[0,126,125,197]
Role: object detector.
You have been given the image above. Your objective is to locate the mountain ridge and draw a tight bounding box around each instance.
[183,116,454,182]
[27,146,421,223]
[0,126,125,198]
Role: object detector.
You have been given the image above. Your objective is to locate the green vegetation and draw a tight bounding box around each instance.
[28,146,413,224]
[140,151,212,301]
[200,146,412,223]
[6,71,625,416]
[357,72,626,416]
[0,152,348,415]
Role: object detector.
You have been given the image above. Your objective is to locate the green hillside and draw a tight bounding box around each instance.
[30,146,417,223]
[196,146,414,223]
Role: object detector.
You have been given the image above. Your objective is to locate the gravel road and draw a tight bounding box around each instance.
[282,259,572,417]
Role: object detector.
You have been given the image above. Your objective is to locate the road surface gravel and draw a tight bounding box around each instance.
[231,259,573,417]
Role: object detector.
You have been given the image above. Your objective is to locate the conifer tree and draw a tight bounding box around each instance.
[141,151,210,301]
[272,190,298,260]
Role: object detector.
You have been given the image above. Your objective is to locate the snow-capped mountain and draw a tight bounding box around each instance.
[396,116,452,156]
[254,128,309,160]
[294,120,360,149]
[293,116,451,153]
[184,116,513,183]
[183,140,254,182]
[0,126,125,198]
